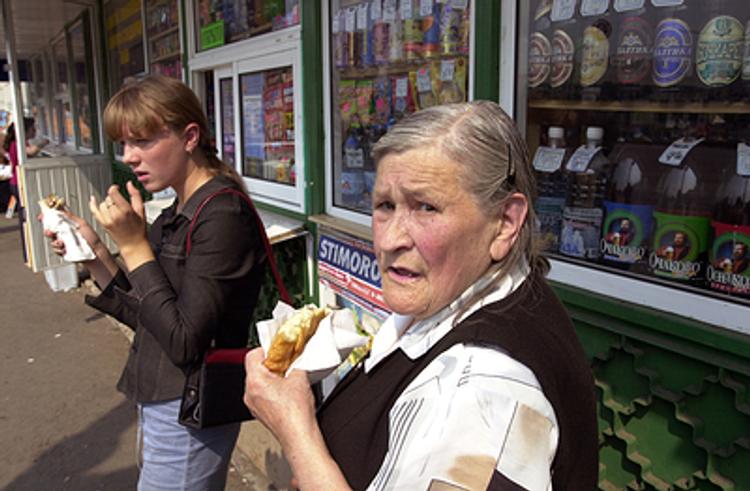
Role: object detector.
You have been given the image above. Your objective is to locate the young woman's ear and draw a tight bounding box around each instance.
[183,123,201,153]
[489,193,528,261]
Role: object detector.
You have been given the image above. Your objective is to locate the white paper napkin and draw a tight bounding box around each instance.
[256,301,369,382]
[39,201,96,262]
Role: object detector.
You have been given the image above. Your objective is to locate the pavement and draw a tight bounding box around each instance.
[0,213,269,490]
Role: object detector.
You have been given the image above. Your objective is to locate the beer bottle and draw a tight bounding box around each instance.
[560,126,610,260]
[707,145,750,298]
[528,0,553,100]
[612,12,653,100]
[651,3,694,104]
[649,137,713,286]
[533,126,570,252]
[601,139,661,271]
[579,17,614,101]
[696,0,744,103]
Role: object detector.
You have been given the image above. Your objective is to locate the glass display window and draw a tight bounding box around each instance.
[326,0,473,222]
[146,0,183,79]
[217,70,236,168]
[194,0,300,53]
[104,0,146,93]
[70,19,94,150]
[513,0,750,331]
[51,36,68,95]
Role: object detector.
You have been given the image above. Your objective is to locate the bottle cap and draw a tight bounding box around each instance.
[548,126,564,139]
[587,126,604,141]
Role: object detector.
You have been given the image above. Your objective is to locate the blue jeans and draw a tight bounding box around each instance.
[137,398,240,491]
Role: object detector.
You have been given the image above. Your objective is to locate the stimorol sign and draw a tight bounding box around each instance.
[317,230,389,317]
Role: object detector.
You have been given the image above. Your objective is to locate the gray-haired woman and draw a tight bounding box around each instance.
[244,101,598,490]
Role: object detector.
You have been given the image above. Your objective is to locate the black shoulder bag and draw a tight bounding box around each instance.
[179,188,292,429]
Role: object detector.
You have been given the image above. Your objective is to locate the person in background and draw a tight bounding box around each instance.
[43,75,266,490]
[4,117,48,219]
[243,101,598,490]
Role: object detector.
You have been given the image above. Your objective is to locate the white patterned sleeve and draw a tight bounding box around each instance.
[367,345,558,491]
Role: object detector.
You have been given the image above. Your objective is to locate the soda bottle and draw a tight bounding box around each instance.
[649,138,714,286]
[560,126,610,260]
[601,140,661,270]
[707,146,750,298]
[533,126,570,252]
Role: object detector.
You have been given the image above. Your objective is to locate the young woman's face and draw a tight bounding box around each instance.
[120,125,188,192]
[372,147,501,320]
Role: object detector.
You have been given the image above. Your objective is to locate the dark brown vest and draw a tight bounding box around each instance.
[317,274,598,490]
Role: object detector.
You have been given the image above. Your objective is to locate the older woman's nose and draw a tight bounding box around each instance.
[376,210,414,252]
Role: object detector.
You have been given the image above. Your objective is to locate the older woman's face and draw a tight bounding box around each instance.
[372,147,501,320]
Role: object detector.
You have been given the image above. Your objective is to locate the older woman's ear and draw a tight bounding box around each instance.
[489,193,528,261]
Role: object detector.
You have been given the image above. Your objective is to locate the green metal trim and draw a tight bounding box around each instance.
[301,0,325,215]
[180,0,189,81]
[552,281,750,366]
[254,200,307,222]
[472,0,500,102]
[306,219,320,304]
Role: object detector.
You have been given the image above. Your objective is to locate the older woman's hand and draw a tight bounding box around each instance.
[243,348,316,446]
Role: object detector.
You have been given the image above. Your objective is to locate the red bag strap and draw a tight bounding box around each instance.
[186,188,292,305]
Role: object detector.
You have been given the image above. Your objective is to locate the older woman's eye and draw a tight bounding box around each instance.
[419,202,438,212]
[374,200,395,211]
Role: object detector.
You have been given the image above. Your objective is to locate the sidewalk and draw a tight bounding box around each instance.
[0,214,276,490]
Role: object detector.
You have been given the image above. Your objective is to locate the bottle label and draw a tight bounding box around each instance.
[581,0,608,17]
[738,143,750,176]
[344,146,365,168]
[658,137,704,166]
[696,16,744,87]
[533,146,566,172]
[566,145,602,172]
[529,32,552,88]
[743,21,750,81]
[551,0,576,22]
[550,29,575,87]
[536,196,566,251]
[650,211,710,281]
[615,16,652,84]
[580,25,609,87]
[650,0,683,6]
[560,206,603,259]
[652,18,693,87]
[614,0,644,13]
[601,201,652,263]
[708,221,750,297]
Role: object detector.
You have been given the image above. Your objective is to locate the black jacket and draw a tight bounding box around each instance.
[86,175,265,403]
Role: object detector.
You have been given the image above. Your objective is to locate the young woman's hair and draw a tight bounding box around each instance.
[103,74,246,193]
[372,101,547,305]
[3,117,36,152]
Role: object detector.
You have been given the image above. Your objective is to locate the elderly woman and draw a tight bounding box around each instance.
[244,101,598,490]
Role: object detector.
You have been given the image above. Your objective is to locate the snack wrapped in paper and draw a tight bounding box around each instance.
[38,194,96,262]
[257,302,370,382]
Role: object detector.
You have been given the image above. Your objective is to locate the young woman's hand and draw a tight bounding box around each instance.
[90,181,154,271]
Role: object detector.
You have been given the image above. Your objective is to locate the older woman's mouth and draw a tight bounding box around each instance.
[387,266,420,281]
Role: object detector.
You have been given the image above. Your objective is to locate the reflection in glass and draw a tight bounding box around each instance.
[220,78,235,167]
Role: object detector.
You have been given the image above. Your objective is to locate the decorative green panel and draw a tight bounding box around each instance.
[552,280,750,490]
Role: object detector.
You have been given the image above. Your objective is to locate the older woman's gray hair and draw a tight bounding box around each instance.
[372,100,546,286]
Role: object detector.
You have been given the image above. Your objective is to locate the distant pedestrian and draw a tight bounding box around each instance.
[43,75,267,490]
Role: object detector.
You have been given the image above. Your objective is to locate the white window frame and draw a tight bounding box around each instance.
[189,29,306,214]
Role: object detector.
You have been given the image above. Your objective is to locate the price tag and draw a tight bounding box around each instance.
[658,137,704,166]
[401,0,413,20]
[551,0,576,22]
[440,59,455,81]
[416,67,432,92]
[533,147,567,172]
[371,0,382,21]
[345,7,357,32]
[395,77,409,97]
[566,145,601,172]
[331,11,340,33]
[614,0,645,12]
[383,0,397,21]
[651,0,683,6]
[451,0,468,9]
[738,143,750,176]
[580,0,609,17]
[420,0,433,17]
[357,4,369,30]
